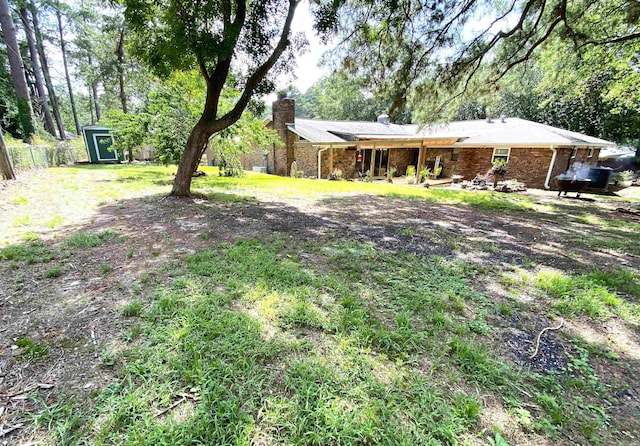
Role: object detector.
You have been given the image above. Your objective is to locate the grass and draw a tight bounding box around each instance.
[0,240,57,264]
[16,337,49,360]
[534,270,640,320]
[27,238,611,444]
[122,300,143,317]
[66,230,119,249]
[3,165,638,445]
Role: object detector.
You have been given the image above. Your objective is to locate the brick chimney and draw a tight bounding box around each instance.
[272,98,295,176]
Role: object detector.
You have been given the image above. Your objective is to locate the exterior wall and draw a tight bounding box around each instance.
[454,147,494,181]
[454,147,554,189]
[453,146,601,189]
[239,148,266,171]
[389,148,417,175]
[331,148,358,179]
[294,144,319,178]
[422,148,455,178]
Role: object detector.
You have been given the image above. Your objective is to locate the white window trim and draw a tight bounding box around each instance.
[491,147,511,163]
[92,134,117,161]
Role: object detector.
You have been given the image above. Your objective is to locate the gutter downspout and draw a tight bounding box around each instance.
[544,146,558,189]
[317,145,331,179]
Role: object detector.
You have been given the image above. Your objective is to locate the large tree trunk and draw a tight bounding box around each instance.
[20,7,56,137]
[0,0,35,139]
[0,127,16,180]
[171,122,212,196]
[115,28,127,114]
[56,2,80,135]
[31,1,65,139]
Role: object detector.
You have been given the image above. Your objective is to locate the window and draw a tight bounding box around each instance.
[451,147,460,161]
[492,147,510,163]
[587,148,594,157]
[570,148,577,158]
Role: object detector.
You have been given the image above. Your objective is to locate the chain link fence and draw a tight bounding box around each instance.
[7,140,88,171]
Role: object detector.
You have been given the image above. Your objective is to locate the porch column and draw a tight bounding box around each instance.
[369,144,376,182]
[417,144,424,178]
[329,147,334,174]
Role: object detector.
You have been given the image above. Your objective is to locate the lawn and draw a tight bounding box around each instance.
[1,165,639,445]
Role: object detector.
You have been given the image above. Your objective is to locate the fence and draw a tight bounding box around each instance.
[7,141,88,171]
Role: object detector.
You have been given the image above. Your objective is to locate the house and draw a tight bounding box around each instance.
[241,98,615,189]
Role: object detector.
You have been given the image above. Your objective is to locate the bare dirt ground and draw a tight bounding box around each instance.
[1,167,640,444]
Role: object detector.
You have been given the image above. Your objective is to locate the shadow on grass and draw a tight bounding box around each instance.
[1,191,639,445]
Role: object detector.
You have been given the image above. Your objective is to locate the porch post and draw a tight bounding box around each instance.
[369,144,376,182]
[329,147,334,174]
[417,143,424,179]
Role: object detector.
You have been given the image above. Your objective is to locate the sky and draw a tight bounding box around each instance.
[282,1,332,93]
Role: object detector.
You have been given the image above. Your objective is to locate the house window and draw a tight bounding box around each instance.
[570,148,577,158]
[492,147,510,163]
[451,147,460,161]
[587,148,594,157]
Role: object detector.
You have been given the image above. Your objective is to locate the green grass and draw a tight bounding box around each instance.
[45,265,63,278]
[27,238,610,444]
[16,337,49,360]
[66,230,119,249]
[534,270,640,320]
[0,240,57,264]
[122,300,143,317]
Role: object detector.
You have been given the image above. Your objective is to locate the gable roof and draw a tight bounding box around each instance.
[284,117,614,148]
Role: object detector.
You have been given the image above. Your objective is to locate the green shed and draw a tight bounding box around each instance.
[82,126,123,163]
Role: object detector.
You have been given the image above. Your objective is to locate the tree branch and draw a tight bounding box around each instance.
[215,0,300,129]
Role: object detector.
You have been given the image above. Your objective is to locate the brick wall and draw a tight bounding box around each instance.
[294,144,319,178]
[454,147,554,188]
[272,98,295,176]
[454,148,494,180]
[422,148,455,178]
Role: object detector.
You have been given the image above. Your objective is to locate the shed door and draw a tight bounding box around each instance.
[93,134,117,161]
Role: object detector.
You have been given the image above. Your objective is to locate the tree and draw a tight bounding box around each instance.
[293,72,410,122]
[30,0,65,139]
[0,126,15,179]
[55,0,80,134]
[322,0,640,123]
[19,6,56,137]
[0,0,35,139]
[121,0,304,196]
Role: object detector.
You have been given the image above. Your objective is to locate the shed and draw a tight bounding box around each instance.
[82,126,122,163]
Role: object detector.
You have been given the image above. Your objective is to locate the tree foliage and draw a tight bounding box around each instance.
[105,71,279,169]
[121,0,304,195]
[292,72,411,123]
[321,0,640,129]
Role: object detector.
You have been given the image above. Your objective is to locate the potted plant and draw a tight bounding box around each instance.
[419,166,431,183]
[387,166,397,183]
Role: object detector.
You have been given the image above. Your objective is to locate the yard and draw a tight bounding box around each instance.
[1,165,640,445]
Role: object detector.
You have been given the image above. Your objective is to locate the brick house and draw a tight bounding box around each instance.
[240,98,615,189]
